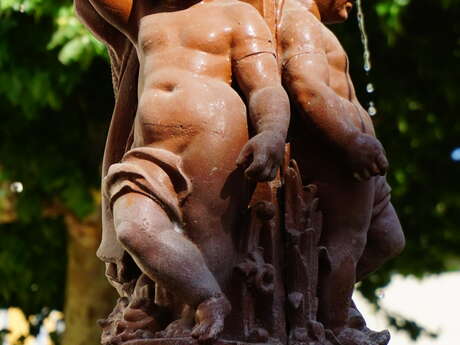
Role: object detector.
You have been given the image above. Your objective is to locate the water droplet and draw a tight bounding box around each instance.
[366,83,374,93]
[10,181,24,193]
[356,0,372,73]
[376,288,385,299]
[451,147,460,161]
[368,102,377,116]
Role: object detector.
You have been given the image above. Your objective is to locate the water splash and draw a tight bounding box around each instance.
[356,1,378,116]
[366,83,375,94]
[356,0,371,73]
[10,181,24,193]
[368,101,377,116]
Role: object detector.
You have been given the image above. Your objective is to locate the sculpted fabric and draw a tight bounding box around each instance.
[75,0,139,261]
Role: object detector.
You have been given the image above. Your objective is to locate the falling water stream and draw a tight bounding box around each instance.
[356,0,377,116]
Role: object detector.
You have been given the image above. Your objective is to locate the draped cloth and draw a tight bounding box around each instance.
[75,1,143,262]
[76,2,193,265]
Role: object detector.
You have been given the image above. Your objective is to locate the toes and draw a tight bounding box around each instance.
[192,294,230,343]
[191,322,209,340]
[367,329,390,345]
[160,320,192,338]
[191,321,223,343]
[207,321,224,340]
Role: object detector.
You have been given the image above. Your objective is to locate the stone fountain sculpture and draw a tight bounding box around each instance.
[75,1,405,345]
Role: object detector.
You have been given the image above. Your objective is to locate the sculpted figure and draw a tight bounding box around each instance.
[277,0,405,343]
[76,0,289,342]
[77,0,406,344]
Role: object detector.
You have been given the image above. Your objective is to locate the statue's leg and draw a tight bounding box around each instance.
[315,179,374,335]
[356,178,405,282]
[348,178,403,345]
[112,192,231,341]
[317,230,367,333]
[345,202,402,345]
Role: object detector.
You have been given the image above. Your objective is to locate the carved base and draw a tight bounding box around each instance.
[123,338,282,345]
[99,153,391,345]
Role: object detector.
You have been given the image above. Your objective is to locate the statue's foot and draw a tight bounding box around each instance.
[191,294,231,343]
[157,318,193,338]
[348,306,390,345]
[363,329,390,345]
[336,328,372,345]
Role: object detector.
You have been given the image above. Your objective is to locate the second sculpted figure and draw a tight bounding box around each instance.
[76,1,405,345]
[77,0,289,342]
[278,0,405,344]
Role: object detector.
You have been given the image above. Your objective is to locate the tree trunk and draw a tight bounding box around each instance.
[62,211,117,345]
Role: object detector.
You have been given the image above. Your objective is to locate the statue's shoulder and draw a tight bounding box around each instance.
[278,6,325,57]
[279,5,322,37]
[212,0,272,36]
[213,0,266,19]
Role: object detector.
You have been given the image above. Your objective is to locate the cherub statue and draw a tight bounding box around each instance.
[75,0,289,342]
[277,0,405,343]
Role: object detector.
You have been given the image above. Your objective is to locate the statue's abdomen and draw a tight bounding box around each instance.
[134,69,250,281]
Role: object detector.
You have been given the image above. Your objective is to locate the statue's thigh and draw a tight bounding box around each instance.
[316,178,376,260]
[112,192,174,242]
[367,203,405,258]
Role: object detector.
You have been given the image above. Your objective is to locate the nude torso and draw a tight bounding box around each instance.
[134,2,246,151]
[279,4,375,180]
[130,1,258,278]
[323,27,354,100]
[278,0,381,262]
[279,5,374,134]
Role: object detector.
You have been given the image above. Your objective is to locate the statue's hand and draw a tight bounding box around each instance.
[236,131,285,182]
[346,133,389,181]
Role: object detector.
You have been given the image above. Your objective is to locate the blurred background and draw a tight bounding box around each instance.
[0,0,459,344]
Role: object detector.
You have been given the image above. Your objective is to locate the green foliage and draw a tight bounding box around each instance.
[340,0,460,282]
[385,311,438,340]
[48,5,106,66]
[0,0,113,314]
[375,0,410,43]
[332,5,460,333]
[0,218,66,315]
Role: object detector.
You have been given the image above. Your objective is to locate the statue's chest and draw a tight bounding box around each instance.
[139,11,232,55]
[323,30,348,73]
[322,29,352,97]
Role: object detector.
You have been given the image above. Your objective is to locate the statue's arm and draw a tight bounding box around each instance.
[280,14,360,149]
[83,0,139,39]
[235,53,290,146]
[280,14,388,179]
[230,3,290,181]
[75,0,126,58]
